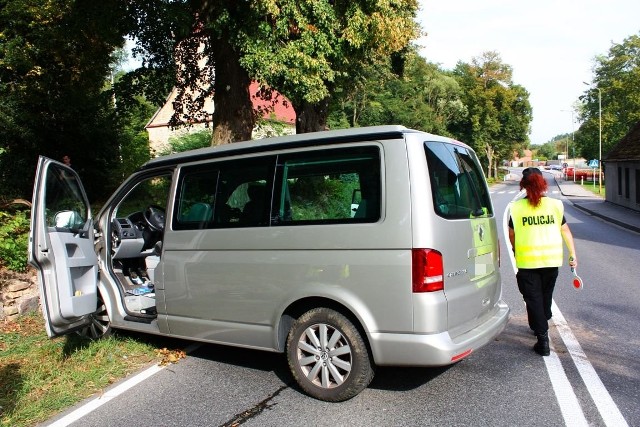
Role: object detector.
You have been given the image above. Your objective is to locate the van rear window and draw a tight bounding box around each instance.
[424,141,493,219]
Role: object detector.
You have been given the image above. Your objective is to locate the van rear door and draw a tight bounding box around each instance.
[28,156,99,337]
[423,141,501,335]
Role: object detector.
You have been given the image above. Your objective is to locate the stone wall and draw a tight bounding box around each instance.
[0,274,40,321]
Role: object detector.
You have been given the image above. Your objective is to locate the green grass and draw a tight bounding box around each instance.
[0,314,179,427]
[577,181,605,197]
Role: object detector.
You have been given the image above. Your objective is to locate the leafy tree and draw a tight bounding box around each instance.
[577,33,640,161]
[126,1,421,145]
[449,52,532,178]
[113,93,156,179]
[242,0,420,134]
[533,135,570,161]
[328,50,465,136]
[0,0,132,200]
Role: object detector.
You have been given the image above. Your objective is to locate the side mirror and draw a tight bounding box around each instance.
[54,210,83,229]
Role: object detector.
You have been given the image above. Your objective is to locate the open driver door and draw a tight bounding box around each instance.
[28,156,99,337]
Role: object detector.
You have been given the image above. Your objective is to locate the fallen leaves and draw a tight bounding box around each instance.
[156,347,186,366]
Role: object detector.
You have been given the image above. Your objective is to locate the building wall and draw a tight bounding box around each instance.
[605,161,640,212]
[146,83,296,154]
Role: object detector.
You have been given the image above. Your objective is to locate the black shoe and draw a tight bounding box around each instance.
[533,333,550,356]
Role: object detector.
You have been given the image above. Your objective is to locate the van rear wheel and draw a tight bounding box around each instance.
[286,308,374,402]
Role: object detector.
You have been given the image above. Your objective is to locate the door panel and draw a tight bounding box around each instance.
[28,156,98,337]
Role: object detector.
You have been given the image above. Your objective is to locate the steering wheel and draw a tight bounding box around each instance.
[143,205,166,232]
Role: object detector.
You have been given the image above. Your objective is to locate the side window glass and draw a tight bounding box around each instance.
[44,164,89,230]
[424,141,493,219]
[216,157,273,227]
[274,146,381,225]
[174,157,275,229]
[115,174,172,218]
[174,169,219,228]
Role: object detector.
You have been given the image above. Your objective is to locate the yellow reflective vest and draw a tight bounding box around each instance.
[511,197,564,268]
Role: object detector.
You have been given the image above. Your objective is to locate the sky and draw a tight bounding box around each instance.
[416,0,640,145]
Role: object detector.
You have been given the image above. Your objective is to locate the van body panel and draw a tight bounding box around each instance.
[369,299,509,366]
[161,247,414,344]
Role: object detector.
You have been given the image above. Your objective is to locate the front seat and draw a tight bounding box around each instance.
[241,184,266,224]
[185,202,213,223]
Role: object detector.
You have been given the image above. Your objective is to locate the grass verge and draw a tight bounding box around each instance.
[577,181,605,197]
[0,313,183,427]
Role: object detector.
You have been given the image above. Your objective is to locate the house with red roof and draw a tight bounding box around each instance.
[145,81,296,153]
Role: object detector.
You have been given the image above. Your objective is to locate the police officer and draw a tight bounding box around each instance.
[508,167,577,356]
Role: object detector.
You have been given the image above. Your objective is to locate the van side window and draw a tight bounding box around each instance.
[273,146,381,225]
[173,156,275,230]
[175,170,219,228]
[424,141,493,219]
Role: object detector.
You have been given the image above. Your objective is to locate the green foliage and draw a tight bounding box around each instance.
[254,116,293,139]
[0,0,132,200]
[329,50,465,136]
[0,314,162,427]
[128,0,421,139]
[159,129,213,156]
[577,32,640,160]
[449,51,532,177]
[290,175,359,220]
[535,140,561,160]
[0,210,30,272]
[113,95,156,179]
[242,0,421,132]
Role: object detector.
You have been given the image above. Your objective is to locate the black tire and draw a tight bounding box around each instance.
[77,292,111,340]
[286,307,374,402]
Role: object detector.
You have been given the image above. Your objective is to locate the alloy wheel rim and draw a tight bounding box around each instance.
[80,298,110,339]
[296,323,352,389]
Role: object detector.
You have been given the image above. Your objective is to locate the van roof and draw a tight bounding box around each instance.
[140,125,453,170]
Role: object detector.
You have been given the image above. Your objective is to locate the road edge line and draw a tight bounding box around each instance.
[543,339,589,427]
[46,363,165,427]
[552,301,629,427]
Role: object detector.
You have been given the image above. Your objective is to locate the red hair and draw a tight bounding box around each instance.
[520,173,547,207]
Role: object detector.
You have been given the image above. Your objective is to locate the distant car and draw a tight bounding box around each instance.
[549,165,563,171]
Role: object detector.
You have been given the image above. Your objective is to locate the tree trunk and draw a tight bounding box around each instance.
[210,37,254,145]
[294,98,330,133]
[485,142,495,179]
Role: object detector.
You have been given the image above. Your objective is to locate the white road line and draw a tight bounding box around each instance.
[552,301,630,427]
[46,364,165,427]
[543,344,589,427]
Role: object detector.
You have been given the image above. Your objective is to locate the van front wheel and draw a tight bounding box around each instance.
[78,293,111,340]
[286,308,374,402]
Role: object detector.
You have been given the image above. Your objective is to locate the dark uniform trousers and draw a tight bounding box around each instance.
[516,267,559,334]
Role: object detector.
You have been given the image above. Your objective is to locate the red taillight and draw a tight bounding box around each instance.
[412,248,444,292]
[451,348,473,362]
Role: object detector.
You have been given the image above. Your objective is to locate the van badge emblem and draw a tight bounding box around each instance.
[478,225,485,242]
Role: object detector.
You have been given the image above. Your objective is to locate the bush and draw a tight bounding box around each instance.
[0,209,30,272]
[159,129,213,155]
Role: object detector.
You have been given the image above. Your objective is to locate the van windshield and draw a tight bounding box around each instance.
[424,141,493,219]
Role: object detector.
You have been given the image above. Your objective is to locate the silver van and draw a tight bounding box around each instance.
[29,125,509,401]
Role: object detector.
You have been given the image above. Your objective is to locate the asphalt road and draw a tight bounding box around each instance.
[45,176,640,427]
